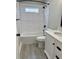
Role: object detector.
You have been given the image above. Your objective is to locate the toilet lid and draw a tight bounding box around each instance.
[36,39,45,41]
[36,36,46,41]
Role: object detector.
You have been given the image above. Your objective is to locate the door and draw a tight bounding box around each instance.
[19,2,44,36]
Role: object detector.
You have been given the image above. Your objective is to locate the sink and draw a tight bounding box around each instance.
[54,31,62,37]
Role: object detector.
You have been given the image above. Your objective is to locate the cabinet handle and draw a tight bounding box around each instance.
[52,43,55,45]
[16,33,20,36]
[56,55,59,59]
[57,46,61,51]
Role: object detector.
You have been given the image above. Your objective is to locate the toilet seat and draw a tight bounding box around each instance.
[36,36,45,41]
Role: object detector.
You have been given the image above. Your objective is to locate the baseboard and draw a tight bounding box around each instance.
[44,50,51,59]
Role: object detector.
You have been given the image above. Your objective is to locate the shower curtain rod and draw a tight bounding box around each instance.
[18,0,49,5]
[31,1,49,5]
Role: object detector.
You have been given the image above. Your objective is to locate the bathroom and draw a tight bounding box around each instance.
[16,0,62,59]
[1,0,79,59]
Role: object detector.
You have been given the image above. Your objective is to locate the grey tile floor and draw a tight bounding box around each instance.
[20,44,47,59]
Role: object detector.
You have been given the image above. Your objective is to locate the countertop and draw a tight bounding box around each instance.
[45,28,62,42]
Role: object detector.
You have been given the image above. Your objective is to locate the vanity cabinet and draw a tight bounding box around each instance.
[54,39,62,59]
[45,33,56,59]
[45,32,62,59]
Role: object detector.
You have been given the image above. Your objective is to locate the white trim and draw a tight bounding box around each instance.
[19,42,22,54]
[44,50,51,59]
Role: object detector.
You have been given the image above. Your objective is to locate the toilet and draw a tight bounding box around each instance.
[36,36,46,49]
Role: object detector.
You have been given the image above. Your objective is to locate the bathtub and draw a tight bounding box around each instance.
[17,35,37,52]
[19,32,43,44]
[20,35,37,44]
[16,35,38,59]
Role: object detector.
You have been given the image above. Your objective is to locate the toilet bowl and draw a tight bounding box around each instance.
[36,36,46,49]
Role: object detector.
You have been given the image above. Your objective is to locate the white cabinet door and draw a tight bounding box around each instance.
[45,33,55,59]
[54,39,62,59]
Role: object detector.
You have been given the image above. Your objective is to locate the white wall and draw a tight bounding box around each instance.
[47,0,62,30]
